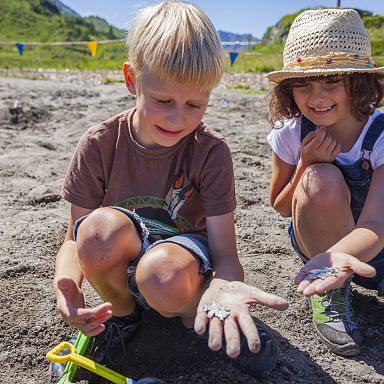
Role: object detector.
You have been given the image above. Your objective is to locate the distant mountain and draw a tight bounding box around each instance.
[46,0,80,17]
[218,31,259,43]
[218,31,259,50]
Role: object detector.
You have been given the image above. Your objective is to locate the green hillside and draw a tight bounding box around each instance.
[0,0,123,41]
[0,0,127,70]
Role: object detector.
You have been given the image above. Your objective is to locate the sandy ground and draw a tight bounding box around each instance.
[0,70,384,384]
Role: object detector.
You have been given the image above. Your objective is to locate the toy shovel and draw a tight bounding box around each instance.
[46,341,164,384]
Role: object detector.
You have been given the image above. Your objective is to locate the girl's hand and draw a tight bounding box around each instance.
[194,280,288,358]
[294,252,376,296]
[300,126,341,167]
[55,276,113,336]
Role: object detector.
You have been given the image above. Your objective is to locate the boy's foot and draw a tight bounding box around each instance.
[230,319,279,378]
[192,318,279,378]
[87,305,143,366]
[309,281,362,357]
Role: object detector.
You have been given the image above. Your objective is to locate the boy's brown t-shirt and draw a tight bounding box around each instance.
[61,109,236,237]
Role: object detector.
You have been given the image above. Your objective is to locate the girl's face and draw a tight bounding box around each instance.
[291,76,356,130]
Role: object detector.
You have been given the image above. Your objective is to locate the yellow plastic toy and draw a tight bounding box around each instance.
[47,341,133,383]
[46,341,164,384]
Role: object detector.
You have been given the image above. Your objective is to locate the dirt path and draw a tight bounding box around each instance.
[0,72,383,384]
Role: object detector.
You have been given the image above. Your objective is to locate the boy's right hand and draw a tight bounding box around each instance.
[55,276,113,337]
[300,126,341,167]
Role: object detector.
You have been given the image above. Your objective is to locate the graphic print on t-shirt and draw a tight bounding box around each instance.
[163,169,194,219]
[117,169,195,236]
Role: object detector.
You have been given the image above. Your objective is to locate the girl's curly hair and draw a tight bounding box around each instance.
[267,73,384,126]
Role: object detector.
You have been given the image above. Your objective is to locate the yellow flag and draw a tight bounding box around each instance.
[87,41,98,57]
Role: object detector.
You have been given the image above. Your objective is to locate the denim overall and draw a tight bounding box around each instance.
[300,114,384,294]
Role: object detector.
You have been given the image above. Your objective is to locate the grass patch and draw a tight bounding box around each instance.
[225,52,282,73]
[227,84,267,94]
[229,83,251,90]
[102,77,125,84]
[1,73,46,80]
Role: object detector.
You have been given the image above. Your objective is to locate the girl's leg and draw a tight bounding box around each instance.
[292,163,355,258]
[135,242,206,327]
[292,164,361,356]
[76,207,142,316]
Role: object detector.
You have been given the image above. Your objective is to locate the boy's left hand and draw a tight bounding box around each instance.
[194,280,288,358]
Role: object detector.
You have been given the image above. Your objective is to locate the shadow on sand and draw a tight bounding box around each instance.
[73,310,338,384]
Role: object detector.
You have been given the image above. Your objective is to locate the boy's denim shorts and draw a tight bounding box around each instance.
[73,206,212,310]
[288,222,384,295]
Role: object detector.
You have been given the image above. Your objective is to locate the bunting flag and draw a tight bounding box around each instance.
[87,41,98,57]
[16,43,25,56]
[229,52,239,66]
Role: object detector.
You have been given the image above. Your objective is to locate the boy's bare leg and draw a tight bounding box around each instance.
[76,207,142,317]
[292,163,355,258]
[135,243,206,327]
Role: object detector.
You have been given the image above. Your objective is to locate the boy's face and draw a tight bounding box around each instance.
[291,76,355,129]
[124,64,211,148]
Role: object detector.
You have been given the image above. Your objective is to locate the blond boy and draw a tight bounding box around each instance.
[53,1,288,378]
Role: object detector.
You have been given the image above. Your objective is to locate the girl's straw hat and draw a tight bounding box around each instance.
[267,8,384,83]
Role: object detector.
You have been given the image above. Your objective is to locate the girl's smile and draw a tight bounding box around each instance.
[292,78,358,132]
[310,106,333,112]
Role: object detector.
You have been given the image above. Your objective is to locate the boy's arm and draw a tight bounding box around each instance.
[54,205,88,287]
[54,204,113,336]
[205,211,243,281]
[194,212,288,358]
[295,165,384,296]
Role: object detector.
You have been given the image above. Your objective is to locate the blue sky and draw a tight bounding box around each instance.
[62,1,384,39]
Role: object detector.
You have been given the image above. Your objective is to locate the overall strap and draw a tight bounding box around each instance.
[361,113,384,151]
[300,115,317,142]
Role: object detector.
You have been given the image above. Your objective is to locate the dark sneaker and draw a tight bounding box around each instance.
[309,280,362,356]
[192,318,279,378]
[87,305,143,366]
[230,318,279,378]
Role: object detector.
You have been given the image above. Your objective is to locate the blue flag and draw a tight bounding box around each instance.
[16,43,24,56]
[229,51,239,66]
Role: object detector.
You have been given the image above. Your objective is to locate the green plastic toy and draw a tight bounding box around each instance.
[46,332,164,384]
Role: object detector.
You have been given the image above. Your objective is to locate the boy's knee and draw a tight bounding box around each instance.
[136,246,202,312]
[76,207,140,270]
[298,164,350,206]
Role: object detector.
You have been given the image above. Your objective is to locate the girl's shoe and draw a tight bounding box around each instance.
[309,281,362,357]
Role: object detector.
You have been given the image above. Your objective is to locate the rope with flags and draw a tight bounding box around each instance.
[0,39,258,63]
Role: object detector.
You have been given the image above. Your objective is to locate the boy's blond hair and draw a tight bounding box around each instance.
[127,0,225,90]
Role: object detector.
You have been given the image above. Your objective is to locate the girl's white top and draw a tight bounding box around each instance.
[267,109,384,170]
